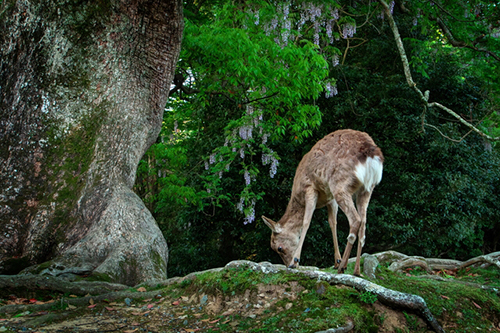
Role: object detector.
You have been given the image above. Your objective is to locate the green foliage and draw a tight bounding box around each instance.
[359,291,378,305]
[134,0,500,276]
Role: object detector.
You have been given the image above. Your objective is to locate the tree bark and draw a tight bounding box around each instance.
[0,0,183,285]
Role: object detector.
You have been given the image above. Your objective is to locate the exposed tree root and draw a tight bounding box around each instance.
[0,274,128,296]
[2,252,499,332]
[225,261,445,333]
[414,275,500,295]
[371,250,500,272]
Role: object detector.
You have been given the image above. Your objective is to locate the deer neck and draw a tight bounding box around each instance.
[278,197,305,233]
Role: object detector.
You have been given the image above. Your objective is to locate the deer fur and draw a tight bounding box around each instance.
[262,129,383,275]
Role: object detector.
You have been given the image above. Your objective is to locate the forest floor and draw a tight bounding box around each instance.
[1,254,499,333]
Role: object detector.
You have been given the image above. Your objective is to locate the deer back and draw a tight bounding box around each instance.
[288,129,383,211]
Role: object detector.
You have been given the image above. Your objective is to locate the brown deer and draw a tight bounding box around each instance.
[262,129,383,276]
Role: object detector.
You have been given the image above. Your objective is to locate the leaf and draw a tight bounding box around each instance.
[172,300,180,306]
[472,301,482,309]
[105,307,115,311]
[69,295,78,298]
[441,295,450,300]
[136,287,147,292]
[89,298,94,305]
[209,319,220,324]
[147,304,154,309]
[88,304,97,309]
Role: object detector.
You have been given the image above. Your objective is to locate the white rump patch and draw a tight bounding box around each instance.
[355,156,383,192]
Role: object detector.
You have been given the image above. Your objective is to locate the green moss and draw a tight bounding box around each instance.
[374,264,500,330]
[167,266,381,333]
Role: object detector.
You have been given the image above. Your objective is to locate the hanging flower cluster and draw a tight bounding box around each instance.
[342,22,356,39]
[325,81,338,98]
[203,103,280,224]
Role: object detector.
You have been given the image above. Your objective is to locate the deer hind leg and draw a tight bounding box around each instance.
[326,200,342,268]
[289,188,318,269]
[335,191,362,274]
[353,189,373,276]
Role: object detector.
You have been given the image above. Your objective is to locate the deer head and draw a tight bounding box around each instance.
[262,215,301,268]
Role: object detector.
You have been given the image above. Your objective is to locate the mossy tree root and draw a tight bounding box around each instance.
[372,250,500,272]
[225,261,445,333]
[0,274,128,297]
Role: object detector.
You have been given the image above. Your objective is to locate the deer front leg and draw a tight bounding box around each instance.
[335,191,362,274]
[289,188,318,268]
[326,200,342,268]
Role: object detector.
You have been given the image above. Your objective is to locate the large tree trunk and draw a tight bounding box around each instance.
[0,0,183,285]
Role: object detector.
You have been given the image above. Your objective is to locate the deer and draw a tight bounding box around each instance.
[262,129,383,276]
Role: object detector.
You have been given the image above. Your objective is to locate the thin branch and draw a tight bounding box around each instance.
[424,123,471,143]
[243,92,279,105]
[436,17,500,62]
[427,0,476,23]
[379,0,500,142]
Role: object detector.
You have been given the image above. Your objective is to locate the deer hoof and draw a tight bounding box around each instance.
[288,264,296,269]
[294,257,300,263]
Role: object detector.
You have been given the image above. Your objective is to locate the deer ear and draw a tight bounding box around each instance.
[262,216,282,233]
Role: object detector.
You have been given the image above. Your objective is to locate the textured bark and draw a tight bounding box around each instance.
[0,274,128,296]
[0,0,183,285]
[372,250,500,272]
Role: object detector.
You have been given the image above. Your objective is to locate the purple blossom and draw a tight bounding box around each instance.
[331,8,339,20]
[270,157,279,178]
[239,125,252,140]
[326,20,334,43]
[325,82,338,98]
[271,17,278,31]
[253,9,260,25]
[244,170,251,185]
[262,153,270,165]
[342,22,356,39]
[243,199,256,225]
[332,54,339,67]
[282,2,290,19]
[237,197,244,212]
[262,133,269,145]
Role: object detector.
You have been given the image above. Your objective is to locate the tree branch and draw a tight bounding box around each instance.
[379,0,500,141]
[435,18,500,62]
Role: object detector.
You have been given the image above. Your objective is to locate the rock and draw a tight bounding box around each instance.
[362,254,379,279]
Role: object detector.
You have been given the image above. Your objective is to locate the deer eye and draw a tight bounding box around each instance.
[278,246,284,253]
